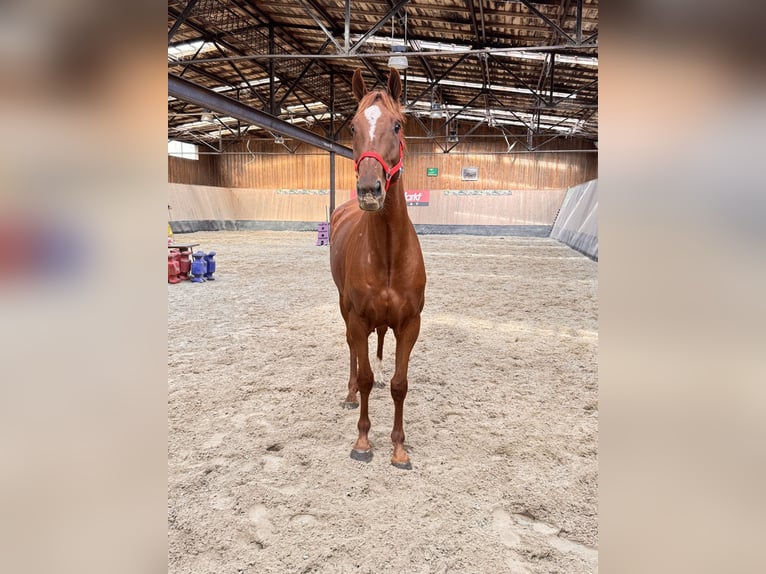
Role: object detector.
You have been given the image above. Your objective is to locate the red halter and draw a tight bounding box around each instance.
[354,140,404,192]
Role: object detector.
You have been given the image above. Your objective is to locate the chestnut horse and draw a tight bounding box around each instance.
[330,68,426,470]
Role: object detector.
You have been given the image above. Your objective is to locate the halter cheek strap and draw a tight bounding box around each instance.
[354,140,404,192]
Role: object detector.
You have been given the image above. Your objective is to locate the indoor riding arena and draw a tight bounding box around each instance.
[168,2,598,573]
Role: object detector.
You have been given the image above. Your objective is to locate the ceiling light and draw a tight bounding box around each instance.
[200,112,214,122]
[430,102,444,119]
[274,134,284,144]
[388,44,408,70]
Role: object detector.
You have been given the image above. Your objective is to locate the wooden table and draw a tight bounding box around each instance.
[168,242,200,255]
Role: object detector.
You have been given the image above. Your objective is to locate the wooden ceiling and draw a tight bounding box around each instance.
[168,0,597,151]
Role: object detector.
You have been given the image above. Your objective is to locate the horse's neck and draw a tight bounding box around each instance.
[379,176,408,222]
[363,177,413,261]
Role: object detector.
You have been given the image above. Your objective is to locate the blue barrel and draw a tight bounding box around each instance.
[204,251,216,280]
[191,251,207,283]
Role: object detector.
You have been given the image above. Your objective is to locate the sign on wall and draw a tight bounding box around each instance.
[461,167,478,181]
[426,167,438,177]
[351,188,430,206]
[405,189,430,206]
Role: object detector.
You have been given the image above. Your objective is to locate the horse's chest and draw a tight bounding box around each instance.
[341,238,424,324]
[352,285,404,322]
[346,271,417,320]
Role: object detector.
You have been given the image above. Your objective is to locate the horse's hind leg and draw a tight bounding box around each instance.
[342,344,359,409]
[374,326,387,388]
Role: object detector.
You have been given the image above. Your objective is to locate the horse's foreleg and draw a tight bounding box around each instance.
[348,315,374,462]
[390,316,421,470]
[374,325,387,388]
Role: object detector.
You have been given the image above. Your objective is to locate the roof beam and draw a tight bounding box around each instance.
[168,40,228,125]
[296,0,344,53]
[168,24,268,49]
[485,90,535,133]
[168,0,200,43]
[212,41,269,108]
[242,1,360,113]
[516,0,576,45]
[171,9,332,115]
[348,0,411,55]
[407,52,472,108]
[478,0,488,45]
[275,40,332,110]
[344,0,351,52]
[444,119,484,153]
[444,90,484,125]
[480,52,491,88]
[488,53,552,109]
[465,0,481,45]
[168,74,353,159]
[169,12,273,90]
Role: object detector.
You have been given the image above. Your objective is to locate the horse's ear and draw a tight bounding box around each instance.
[352,69,367,101]
[387,67,402,102]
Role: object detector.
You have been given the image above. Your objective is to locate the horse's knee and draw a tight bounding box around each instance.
[390,377,408,402]
[357,372,374,394]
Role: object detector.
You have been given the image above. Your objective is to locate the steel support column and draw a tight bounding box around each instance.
[269,24,277,116]
[549,52,555,105]
[329,71,337,216]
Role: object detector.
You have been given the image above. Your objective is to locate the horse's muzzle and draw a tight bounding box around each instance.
[357,180,384,211]
[358,196,382,211]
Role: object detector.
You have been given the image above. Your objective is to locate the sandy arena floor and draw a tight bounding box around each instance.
[168,230,598,574]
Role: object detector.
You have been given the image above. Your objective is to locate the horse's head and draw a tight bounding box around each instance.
[350,68,405,212]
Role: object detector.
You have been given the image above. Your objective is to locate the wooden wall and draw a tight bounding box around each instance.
[168,151,222,187]
[168,183,239,221]
[168,123,597,226]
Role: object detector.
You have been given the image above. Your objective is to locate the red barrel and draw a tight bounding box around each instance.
[168,249,181,284]
[177,250,191,279]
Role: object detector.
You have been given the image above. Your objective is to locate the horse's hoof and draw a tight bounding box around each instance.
[350,449,373,463]
[341,401,359,409]
[391,459,412,470]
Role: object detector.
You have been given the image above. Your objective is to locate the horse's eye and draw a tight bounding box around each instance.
[349,124,355,135]
[394,122,401,133]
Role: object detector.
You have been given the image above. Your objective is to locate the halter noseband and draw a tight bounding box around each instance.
[354,140,404,192]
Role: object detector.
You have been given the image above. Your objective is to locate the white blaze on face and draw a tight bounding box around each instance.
[364,105,381,142]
